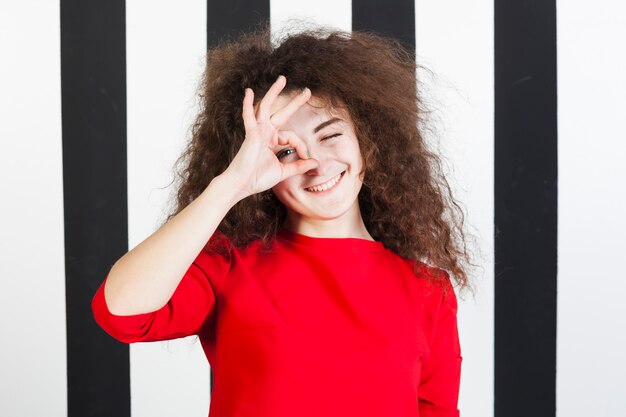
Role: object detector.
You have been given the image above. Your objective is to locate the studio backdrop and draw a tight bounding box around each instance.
[1,1,625,417]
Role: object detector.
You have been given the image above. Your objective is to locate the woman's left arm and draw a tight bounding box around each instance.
[418,274,463,417]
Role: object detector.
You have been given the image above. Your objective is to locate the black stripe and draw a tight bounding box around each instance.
[207,0,270,50]
[494,0,558,416]
[206,0,270,394]
[61,1,129,416]
[352,0,415,55]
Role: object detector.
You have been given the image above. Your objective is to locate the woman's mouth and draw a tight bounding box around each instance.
[304,170,346,193]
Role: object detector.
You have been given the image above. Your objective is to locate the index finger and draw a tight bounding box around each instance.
[269,87,311,127]
[256,75,287,121]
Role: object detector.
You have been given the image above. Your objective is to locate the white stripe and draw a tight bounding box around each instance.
[271,0,352,34]
[0,1,66,416]
[416,1,495,416]
[557,2,626,416]
[126,1,209,416]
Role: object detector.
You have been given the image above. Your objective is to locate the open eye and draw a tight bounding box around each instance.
[276,148,297,161]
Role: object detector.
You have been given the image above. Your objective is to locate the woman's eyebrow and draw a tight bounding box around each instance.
[313,117,343,133]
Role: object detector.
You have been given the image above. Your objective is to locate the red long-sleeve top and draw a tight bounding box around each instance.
[92,228,462,417]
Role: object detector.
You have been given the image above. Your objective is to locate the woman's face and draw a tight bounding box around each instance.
[269,93,366,229]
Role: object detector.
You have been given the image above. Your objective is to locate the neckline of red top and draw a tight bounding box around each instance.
[276,228,386,252]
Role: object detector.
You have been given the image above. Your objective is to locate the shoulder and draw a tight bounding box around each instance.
[203,229,232,254]
[397,256,458,314]
[190,230,236,293]
[396,259,459,352]
[195,229,277,275]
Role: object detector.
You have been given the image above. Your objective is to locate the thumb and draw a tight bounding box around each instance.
[280,158,319,180]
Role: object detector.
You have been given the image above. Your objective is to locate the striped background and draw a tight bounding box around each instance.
[1,1,625,416]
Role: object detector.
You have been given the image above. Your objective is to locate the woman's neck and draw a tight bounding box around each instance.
[281,207,374,241]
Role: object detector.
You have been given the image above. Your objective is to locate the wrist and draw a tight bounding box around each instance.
[209,173,250,206]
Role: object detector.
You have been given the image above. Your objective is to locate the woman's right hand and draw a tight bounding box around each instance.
[220,75,320,200]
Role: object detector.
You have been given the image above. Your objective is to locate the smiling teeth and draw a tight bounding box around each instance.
[305,172,343,192]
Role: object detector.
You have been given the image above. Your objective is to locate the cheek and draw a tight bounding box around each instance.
[271,177,298,198]
[337,135,362,156]
[338,141,364,172]
[348,140,365,180]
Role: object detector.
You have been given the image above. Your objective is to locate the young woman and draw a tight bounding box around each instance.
[92,24,473,417]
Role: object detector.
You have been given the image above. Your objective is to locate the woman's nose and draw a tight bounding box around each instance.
[305,164,324,176]
[304,146,331,176]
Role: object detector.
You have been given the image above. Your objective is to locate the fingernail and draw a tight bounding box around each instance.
[306,151,311,159]
[301,87,308,95]
[277,74,284,81]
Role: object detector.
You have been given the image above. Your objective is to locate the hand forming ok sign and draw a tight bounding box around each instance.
[222,75,320,199]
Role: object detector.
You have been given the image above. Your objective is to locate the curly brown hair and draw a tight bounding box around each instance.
[164,21,475,293]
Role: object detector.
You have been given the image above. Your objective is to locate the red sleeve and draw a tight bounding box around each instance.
[91,233,232,343]
[418,270,463,417]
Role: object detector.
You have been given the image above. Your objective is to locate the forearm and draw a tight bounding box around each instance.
[103,174,245,315]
